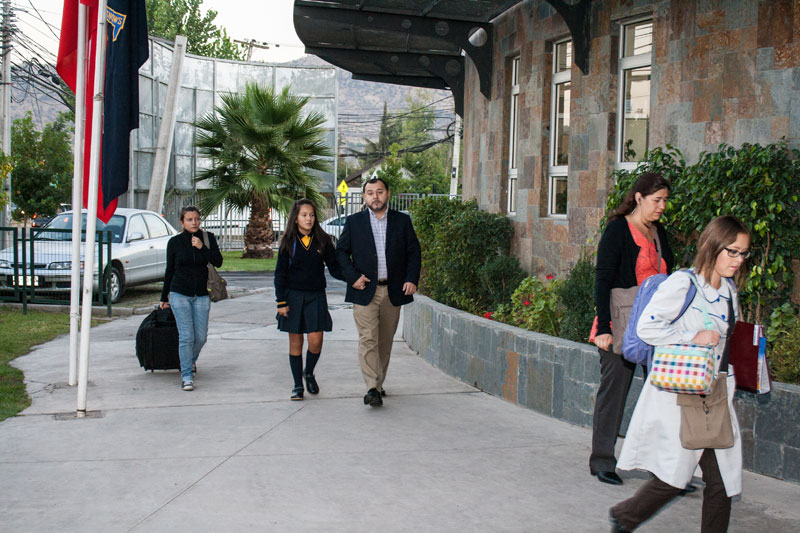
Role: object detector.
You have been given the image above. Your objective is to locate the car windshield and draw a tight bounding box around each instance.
[35,214,126,243]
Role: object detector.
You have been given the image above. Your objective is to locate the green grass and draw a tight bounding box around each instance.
[0,308,73,420]
[218,251,277,272]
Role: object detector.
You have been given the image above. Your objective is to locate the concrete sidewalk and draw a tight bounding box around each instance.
[1,285,799,532]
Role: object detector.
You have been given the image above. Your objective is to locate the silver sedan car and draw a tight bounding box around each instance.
[0,208,178,303]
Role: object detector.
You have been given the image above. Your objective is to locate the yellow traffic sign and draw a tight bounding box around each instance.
[337,180,349,206]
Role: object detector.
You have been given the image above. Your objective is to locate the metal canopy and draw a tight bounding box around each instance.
[293,0,525,116]
[293,1,592,116]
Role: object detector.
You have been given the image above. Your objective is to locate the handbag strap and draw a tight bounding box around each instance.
[654,227,663,274]
[201,230,209,248]
[719,294,735,374]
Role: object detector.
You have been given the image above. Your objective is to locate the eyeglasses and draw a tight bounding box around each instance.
[724,248,751,259]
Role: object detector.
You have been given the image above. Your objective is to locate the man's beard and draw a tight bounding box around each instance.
[367,200,387,212]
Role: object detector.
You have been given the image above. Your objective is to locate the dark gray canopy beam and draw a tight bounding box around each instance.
[294,3,492,99]
[306,46,465,116]
[546,0,592,74]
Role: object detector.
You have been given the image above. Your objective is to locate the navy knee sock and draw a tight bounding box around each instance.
[289,354,303,388]
[305,350,320,375]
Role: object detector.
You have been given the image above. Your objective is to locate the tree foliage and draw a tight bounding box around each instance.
[9,113,73,220]
[606,142,800,325]
[410,197,524,313]
[146,0,245,60]
[194,84,331,258]
[364,92,453,194]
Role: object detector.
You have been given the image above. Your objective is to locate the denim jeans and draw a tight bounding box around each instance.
[169,292,210,382]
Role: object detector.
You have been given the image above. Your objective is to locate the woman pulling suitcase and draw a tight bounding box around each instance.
[160,206,223,391]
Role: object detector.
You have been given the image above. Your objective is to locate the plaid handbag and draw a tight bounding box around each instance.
[649,274,716,395]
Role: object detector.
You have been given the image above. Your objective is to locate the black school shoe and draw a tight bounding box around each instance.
[304,373,319,394]
[291,387,304,401]
[363,388,383,407]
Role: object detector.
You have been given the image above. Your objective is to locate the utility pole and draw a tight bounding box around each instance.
[0,0,14,238]
[449,114,461,197]
[146,35,187,214]
[234,38,279,62]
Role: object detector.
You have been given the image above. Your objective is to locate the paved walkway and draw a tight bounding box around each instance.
[1,283,799,532]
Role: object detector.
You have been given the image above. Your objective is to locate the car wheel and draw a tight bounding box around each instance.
[109,266,125,304]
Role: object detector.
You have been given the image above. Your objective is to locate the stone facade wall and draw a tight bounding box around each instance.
[403,296,800,483]
[461,0,800,277]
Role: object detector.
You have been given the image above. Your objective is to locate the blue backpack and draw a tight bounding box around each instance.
[621,270,699,366]
[621,270,737,366]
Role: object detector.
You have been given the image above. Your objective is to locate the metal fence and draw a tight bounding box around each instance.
[0,227,112,314]
[159,192,461,252]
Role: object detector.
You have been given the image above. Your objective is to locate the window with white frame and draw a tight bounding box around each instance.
[548,40,571,216]
[507,56,520,214]
[617,20,652,165]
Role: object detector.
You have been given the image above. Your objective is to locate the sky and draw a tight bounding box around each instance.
[18,0,306,64]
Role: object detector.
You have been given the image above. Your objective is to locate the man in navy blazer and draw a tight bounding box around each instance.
[336,178,421,407]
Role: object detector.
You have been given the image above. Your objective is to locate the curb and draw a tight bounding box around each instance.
[0,286,271,318]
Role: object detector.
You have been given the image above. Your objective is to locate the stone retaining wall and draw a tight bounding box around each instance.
[403,296,800,484]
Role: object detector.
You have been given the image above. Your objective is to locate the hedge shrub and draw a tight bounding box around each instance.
[410,197,525,314]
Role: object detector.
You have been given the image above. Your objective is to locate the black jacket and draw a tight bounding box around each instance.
[594,217,673,336]
[335,209,421,307]
[161,229,223,301]
[274,234,343,307]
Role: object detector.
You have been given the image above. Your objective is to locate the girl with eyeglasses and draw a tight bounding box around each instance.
[610,216,751,532]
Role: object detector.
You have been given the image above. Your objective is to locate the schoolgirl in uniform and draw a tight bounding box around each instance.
[275,199,344,400]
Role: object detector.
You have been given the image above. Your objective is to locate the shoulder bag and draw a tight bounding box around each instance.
[649,272,715,394]
[201,231,228,302]
[608,227,663,355]
[675,296,736,450]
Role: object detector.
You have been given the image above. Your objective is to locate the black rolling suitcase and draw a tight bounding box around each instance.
[136,308,180,371]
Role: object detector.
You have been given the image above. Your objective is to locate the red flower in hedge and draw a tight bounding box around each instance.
[524,300,531,306]
[546,274,554,280]
[483,311,494,320]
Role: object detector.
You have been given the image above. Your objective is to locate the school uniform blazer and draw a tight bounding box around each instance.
[335,209,421,307]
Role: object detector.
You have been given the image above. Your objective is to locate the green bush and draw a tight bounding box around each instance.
[770,313,800,385]
[554,254,596,343]
[495,277,563,337]
[410,197,520,313]
[608,142,800,325]
[478,255,527,310]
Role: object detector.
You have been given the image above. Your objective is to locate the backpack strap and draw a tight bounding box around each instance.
[683,270,715,330]
[288,238,297,267]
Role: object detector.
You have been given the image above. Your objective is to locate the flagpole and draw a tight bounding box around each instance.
[68,2,88,387]
[77,0,108,417]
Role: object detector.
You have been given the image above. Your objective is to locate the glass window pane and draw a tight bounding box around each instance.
[554,82,570,166]
[622,67,651,162]
[550,176,568,215]
[510,93,518,169]
[144,214,169,238]
[512,57,519,85]
[556,41,572,73]
[127,215,149,239]
[624,21,653,58]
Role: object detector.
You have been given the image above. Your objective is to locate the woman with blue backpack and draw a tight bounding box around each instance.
[609,216,751,532]
[590,172,674,486]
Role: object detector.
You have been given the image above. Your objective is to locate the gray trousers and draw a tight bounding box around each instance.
[590,348,639,473]
[612,449,732,532]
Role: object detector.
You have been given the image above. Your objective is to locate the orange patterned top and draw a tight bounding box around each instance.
[628,221,667,285]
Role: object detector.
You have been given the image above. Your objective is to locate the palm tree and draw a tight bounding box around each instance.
[194,83,331,258]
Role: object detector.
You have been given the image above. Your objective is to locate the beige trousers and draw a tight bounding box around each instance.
[353,285,401,391]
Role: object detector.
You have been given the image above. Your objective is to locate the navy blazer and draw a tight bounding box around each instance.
[335,209,421,307]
